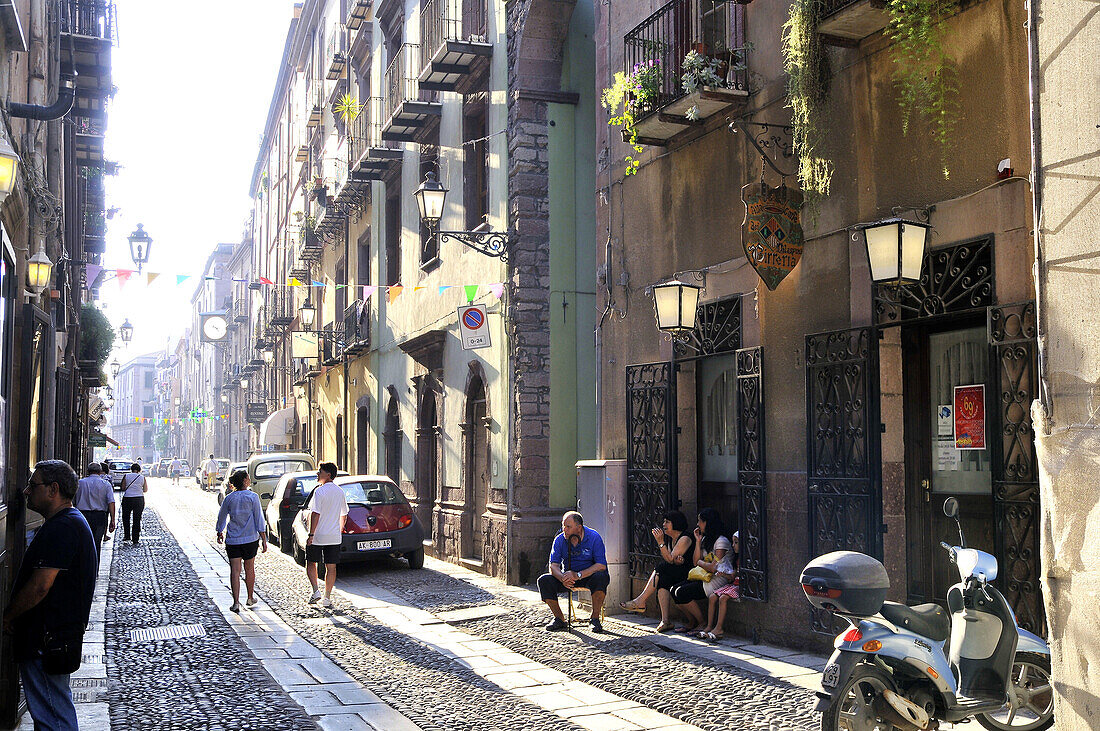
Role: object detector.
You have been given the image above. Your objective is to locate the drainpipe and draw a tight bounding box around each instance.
[1026,0,1050,414]
[8,74,76,121]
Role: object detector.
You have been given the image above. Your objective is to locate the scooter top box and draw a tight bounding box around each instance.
[801,551,889,616]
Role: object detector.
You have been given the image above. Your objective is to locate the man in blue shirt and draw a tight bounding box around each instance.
[537,511,609,632]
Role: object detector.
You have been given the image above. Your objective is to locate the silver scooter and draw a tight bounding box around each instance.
[802,497,1054,731]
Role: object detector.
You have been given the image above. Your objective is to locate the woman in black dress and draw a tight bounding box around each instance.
[618,510,695,632]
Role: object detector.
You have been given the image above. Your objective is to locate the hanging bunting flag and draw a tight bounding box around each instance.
[439,285,452,295]
[387,285,403,304]
[146,272,160,285]
[204,275,216,281]
[85,264,103,287]
[488,282,505,299]
[414,286,425,293]
[335,284,346,290]
[464,285,479,303]
[117,270,134,286]
[362,285,378,299]
[289,278,304,287]
[311,280,325,287]
[259,277,274,285]
[176,275,190,286]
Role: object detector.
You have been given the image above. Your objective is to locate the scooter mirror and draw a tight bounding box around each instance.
[943,497,959,519]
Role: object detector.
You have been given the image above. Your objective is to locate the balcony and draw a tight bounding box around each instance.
[82,205,106,254]
[343,301,371,355]
[60,0,116,120]
[347,0,371,31]
[307,83,324,127]
[382,44,441,142]
[817,0,889,45]
[349,97,403,180]
[232,297,249,323]
[74,117,106,168]
[622,0,749,146]
[419,0,492,93]
[326,26,347,80]
[321,323,343,366]
[295,127,311,162]
[297,225,324,264]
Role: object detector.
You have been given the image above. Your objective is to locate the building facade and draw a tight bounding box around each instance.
[108,353,159,463]
[595,0,1040,650]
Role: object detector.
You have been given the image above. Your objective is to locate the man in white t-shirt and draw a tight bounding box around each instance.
[200,454,219,490]
[305,462,348,608]
[169,457,183,484]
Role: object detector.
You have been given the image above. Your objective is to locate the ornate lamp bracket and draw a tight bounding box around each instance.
[437,229,510,260]
[731,120,796,179]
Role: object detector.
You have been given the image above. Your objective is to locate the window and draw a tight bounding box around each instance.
[357,229,371,287]
[419,129,440,268]
[463,85,490,231]
[341,480,407,506]
[254,460,313,478]
[385,192,401,286]
[143,405,153,419]
[335,261,346,320]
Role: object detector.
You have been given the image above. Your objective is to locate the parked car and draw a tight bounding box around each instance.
[153,459,172,477]
[247,452,316,512]
[215,462,248,506]
[107,460,134,488]
[288,476,425,569]
[197,458,231,489]
[264,469,349,552]
[176,459,192,478]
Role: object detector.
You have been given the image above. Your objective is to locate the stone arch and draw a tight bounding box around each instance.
[355,395,370,475]
[383,386,402,487]
[462,361,492,560]
[415,376,443,541]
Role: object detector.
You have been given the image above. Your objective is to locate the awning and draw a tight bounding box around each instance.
[259,406,295,447]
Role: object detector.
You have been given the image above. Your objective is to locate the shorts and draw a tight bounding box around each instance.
[536,570,611,601]
[306,543,340,564]
[713,577,741,600]
[226,540,259,560]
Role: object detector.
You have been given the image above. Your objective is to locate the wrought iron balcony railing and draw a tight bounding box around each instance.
[326,26,347,80]
[346,0,371,30]
[384,44,420,121]
[420,0,488,72]
[623,0,748,117]
[60,0,117,44]
[343,301,371,355]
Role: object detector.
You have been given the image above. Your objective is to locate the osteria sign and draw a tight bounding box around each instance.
[740,182,805,290]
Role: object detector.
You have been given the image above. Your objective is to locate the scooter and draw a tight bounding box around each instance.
[802,497,1054,731]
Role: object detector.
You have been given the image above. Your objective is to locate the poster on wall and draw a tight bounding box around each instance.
[740,182,805,291]
[953,384,986,450]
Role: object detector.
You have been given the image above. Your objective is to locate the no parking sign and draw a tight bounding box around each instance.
[458,304,490,350]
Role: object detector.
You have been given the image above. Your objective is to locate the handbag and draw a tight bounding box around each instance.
[41,626,83,675]
[687,566,712,582]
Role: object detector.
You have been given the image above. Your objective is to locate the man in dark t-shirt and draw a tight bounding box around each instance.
[3,460,97,731]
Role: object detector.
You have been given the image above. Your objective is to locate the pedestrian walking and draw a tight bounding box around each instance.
[305,462,347,608]
[73,463,116,559]
[201,453,219,490]
[119,463,148,545]
[3,460,97,731]
[216,470,268,613]
[170,456,182,485]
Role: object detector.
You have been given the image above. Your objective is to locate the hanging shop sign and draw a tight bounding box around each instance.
[953,384,986,450]
[246,403,269,424]
[88,433,107,447]
[740,182,805,291]
[457,304,491,350]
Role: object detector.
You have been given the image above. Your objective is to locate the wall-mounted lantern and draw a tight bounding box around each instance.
[861,218,930,286]
[652,279,701,337]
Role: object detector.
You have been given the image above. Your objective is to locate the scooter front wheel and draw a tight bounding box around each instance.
[820,662,901,731]
[976,652,1054,731]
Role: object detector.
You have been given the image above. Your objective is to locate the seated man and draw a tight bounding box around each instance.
[536,511,609,633]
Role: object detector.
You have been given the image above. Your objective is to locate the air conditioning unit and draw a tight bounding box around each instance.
[575,459,627,613]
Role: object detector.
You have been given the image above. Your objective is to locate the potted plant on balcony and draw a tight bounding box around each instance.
[300,216,319,247]
[312,177,328,206]
[601,58,663,175]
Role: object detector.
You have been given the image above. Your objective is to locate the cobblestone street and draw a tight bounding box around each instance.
[70,479,826,730]
[122,479,827,729]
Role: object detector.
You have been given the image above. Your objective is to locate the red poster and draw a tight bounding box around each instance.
[953,384,986,450]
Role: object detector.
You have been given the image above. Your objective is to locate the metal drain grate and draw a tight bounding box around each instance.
[129,623,206,642]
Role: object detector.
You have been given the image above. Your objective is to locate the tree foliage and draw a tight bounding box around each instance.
[78,303,115,369]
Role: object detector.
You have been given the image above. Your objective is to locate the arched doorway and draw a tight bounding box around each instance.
[383,389,401,486]
[464,368,490,560]
[356,402,370,475]
[415,379,441,541]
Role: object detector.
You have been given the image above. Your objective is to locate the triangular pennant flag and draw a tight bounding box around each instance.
[85,264,102,288]
[289,278,303,287]
[488,283,505,299]
[311,280,325,287]
[362,285,378,299]
[258,277,274,285]
[146,272,160,285]
[464,285,479,302]
[232,278,246,283]
[116,270,134,286]
[439,285,452,295]
[414,286,425,292]
[204,275,216,281]
[387,285,403,304]
[176,275,190,286]
[335,284,346,290]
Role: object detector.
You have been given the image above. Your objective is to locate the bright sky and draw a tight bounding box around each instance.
[99,0,298,363]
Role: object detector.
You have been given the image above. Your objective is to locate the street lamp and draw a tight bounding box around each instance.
[119,319,134,344]
[299,300,316,328]
[262,347,274,364]
[25,249,53,296]
[861,218,930,286]
[128,224,152,272]
[0,134,19,203]
[110,357,120,378]
[413,172,509,259]
[174,397,180,406]
[652,280,701,338]
[221,393,229,403]
[240,377,249,390]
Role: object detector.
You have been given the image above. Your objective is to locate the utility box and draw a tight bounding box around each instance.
[575,459,628,613]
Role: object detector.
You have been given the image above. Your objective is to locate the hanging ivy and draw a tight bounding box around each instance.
[782,0,833,211]
[601,60,663,176]
[887,0,960,178]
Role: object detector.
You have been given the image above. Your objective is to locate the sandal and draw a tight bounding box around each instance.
[708,632,724,642]
[673,625,698,634]
[619,600,646,614]
[655,622,673,633]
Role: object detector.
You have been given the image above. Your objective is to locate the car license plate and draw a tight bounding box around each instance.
[822,662,841,689]
[358,539,391,551]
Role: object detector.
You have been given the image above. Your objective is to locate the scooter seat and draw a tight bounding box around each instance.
[880,602,951,642]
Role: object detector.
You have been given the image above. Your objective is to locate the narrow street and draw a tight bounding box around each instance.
[81,479,825,730]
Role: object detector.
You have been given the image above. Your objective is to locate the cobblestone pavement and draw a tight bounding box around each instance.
[105,508,317,730]
[156,480,821,731]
